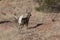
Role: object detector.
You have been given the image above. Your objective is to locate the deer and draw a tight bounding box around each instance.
[18,9,32,29]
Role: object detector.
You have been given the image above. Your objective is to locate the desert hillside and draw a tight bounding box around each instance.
[0,0,60,40]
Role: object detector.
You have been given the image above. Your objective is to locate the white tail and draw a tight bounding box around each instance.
[18,15,24,25]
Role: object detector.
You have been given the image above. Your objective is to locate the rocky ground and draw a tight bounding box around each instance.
[0,0,60,40]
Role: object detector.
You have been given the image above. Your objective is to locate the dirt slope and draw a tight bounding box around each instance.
[0,0,60,40]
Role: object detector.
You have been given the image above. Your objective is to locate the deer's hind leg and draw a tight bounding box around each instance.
[25,21,29,29]
[20,24,24,29]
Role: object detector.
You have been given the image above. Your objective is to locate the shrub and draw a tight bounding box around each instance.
[35,0,60,12]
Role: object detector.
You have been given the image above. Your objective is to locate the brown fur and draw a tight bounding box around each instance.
[20,12,31,28]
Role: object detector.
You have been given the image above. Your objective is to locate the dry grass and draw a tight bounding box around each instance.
[0,0,60,40]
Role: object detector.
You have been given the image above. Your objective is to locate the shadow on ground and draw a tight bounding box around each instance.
[28,23,43,29]
[0,21,11,24]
